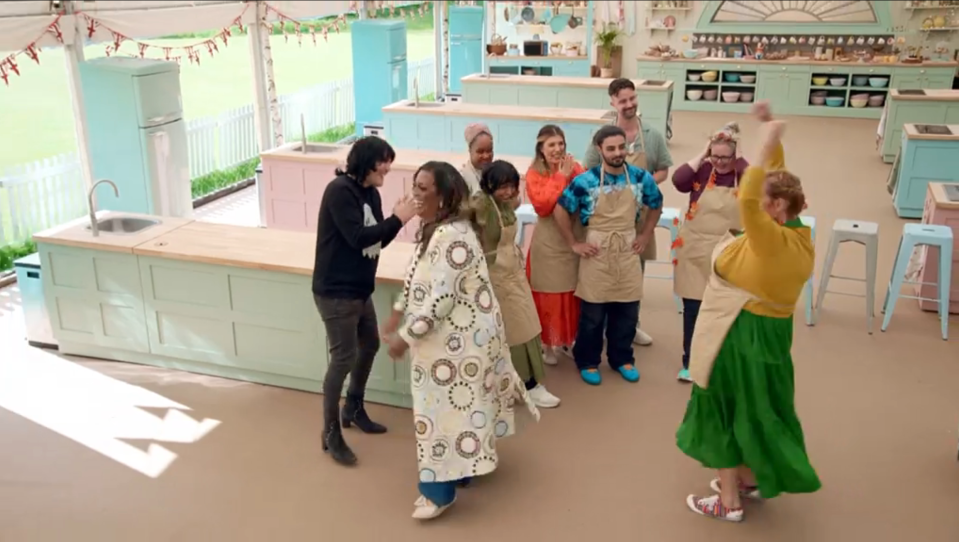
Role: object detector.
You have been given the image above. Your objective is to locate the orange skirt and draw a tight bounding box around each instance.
[526,258,580,347]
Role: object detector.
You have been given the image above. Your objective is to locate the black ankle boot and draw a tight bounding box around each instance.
[342,394,387,434]
[322,421,357,466]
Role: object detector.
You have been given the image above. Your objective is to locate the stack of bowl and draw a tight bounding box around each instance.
[724,72,741,83]
[686,89,703,101]
[852,75,869,87]
[829,76,847,87]
[703,89,718,101]
[702,71,718,83]
[688,73,702,81]
[825,96,845,107]
[812,76,829,86]
[740,91,755,102]
[868,77,889,88]
[810,90,827,106]
[740,74,756,84]
[850,93,869,108]
[722,91,741,102]
[868,94,886,107]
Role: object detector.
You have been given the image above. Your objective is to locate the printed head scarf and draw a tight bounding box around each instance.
[464,123,492,148]
[710,121,740,145]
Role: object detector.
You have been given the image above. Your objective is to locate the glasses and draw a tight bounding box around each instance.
[710,154,734,162]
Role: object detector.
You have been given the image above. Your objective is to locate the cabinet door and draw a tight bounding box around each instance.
[785,73,811,110]
[892,73,923,90]
[134,71,183,126]
[923,74,954,89]
[758,72,788,102]
[637,67,662,80]
[387,27,407,61]
[391,61,408,102]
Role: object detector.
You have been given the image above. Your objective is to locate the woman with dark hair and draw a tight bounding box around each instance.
[312,135,419,467]
[460,123,493,194]
[524,124,585,365]
[474,160,560,408]
[381,161,539,520]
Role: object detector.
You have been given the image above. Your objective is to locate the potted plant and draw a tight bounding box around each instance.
[594,23,623,78]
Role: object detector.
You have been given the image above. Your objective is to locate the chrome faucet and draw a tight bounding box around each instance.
[88,179,119,237]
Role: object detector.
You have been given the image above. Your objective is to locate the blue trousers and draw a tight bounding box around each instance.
[418,477,472,506]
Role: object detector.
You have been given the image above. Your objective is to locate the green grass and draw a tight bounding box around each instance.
[0,240,36,273]
[0,27,435,169]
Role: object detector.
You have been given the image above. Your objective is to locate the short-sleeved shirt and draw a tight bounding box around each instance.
[583,114,673,173]
[558,164,664,226]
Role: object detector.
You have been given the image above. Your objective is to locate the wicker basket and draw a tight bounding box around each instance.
[487,43,507,56]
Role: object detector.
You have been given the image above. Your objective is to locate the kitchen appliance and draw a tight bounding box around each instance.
[448,6,484,93]
[14,253,57,349]
[79,57,193,218]
[351,19,408,136]
[523,40,548,56]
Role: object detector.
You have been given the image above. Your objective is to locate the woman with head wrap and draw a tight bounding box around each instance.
[670,121,749,383]
[461,123,494,194]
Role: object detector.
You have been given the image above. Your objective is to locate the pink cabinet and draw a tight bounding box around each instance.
[916,183,959,313]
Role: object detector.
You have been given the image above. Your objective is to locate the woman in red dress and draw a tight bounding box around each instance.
[525,125,586,365]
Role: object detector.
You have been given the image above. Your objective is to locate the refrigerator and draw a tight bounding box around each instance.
[79,57,194,218]
[352,20,409,136]
[448,6,484,94]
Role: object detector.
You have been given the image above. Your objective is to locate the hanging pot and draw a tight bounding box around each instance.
[551,14,571,33]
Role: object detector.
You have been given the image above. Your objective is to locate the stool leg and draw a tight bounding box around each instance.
[865,236,878,335]
[881,238,913,332]
[882,237,904,315]
[804,274,814,326]
[938,243,952,341]
[813,235,841,325]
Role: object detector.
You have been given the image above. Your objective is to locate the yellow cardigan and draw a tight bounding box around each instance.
[714,142,814,318]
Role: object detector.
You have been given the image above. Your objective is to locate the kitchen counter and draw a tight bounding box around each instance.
[382,99,613,123]
[32,211,192,253]
[890,89,959,102]
[917,183,959,314]
[636,55,958,69]
[903,123,959,141]
[34,214,417,407]
[461,73,673,91]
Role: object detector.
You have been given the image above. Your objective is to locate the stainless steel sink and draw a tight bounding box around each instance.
[601,111,618,120]
[290,143,340,153]
[85,217,160,234]
[405,102,446,108]
[915,124,952,135]
[640,80,668,86]
[484,73,512,78]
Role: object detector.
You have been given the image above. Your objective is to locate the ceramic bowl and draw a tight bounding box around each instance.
[686,89,704,101]
[683,49,699,59]
[825,96,845,107]
[851,93,870,101]
[739,74,756,84]
[811,90,828,97]
[722,91,741,103]
[850,98,868,108]
[851,75,869,86]
[868,94,886,107]
[810,96,826,106]
[703,89,718,100]
[829,77,847,87]
[868,77,889,88]
[687,73,702,81]
[724,72,741,83]
[812,76,829,86]
[701,71,719,82]
[739,92,755,102]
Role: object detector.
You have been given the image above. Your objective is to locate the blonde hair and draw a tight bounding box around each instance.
[531,124,566,175]
[709,121,740,153]
[766,170,806,218]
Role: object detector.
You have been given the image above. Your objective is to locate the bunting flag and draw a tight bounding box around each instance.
[1,15,65,87]
[263,4,348,44]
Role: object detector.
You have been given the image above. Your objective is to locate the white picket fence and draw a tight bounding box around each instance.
[0,57,436,247]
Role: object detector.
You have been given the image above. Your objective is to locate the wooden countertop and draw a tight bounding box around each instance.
[490,55,588,60]
[460,73,674,91]
[929,183,959,210]
[636,55,958,69]
[903,124,959,141]
[261,144,532,170]
[382,100,614,123]
[32,211,193,253]
[890,89,959,102]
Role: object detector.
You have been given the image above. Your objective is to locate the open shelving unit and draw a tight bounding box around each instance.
[807,71,889,116]
[683,67,757,112]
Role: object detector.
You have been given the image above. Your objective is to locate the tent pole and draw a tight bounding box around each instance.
[63,1,94,193]
[249,1,273,152]
[434,0,443,98]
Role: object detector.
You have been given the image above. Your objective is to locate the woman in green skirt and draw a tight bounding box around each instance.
[473,160,560,409]
[676,102,821,523]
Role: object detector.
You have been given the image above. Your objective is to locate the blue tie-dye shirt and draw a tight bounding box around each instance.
[558,164,663,225]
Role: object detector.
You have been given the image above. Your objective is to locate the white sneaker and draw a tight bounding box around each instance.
[412,496,455,520]
[633,327,653,346]
[543,348,559,366]
[686,494,743,523]
[527,384,561,408]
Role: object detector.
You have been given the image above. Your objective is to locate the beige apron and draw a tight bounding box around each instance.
[487,201,542,346]
[674,179,741,300]
[529,211,585,293]
[688,234,796,388]
[574,168,645,304]
[626,124,658,263]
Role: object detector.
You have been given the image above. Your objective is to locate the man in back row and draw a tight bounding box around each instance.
[583,77,673,348]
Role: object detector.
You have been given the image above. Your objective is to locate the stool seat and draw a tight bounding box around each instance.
[659,207,681,228]
[881,223,952,340]
[647,207,683,313]
[514,203,537,246]
[813,219,880,333]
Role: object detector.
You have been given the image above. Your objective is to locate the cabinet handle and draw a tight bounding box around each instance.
[920,69,926,74]
[700,64,705,68]
[736,65,742,69]
[781,67,786,71]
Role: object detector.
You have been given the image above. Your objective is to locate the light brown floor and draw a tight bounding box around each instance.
[2,111,959,542]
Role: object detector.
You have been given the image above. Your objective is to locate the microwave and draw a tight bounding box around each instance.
[523,40,548,56]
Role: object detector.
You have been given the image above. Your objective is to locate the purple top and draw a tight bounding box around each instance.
[672,158,750,205]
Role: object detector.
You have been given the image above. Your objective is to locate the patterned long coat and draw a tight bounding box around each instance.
[395,219,539,484]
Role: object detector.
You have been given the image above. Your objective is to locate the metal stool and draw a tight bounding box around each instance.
[813,219,879,333]
[644,207,683,313]
[514,203,537,247]
[881,223,952,340]
[801,216,816,326]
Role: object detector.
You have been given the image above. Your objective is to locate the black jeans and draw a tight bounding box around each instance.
[681,298,703,370]
[314,295,380,425]
[572,300,640,371]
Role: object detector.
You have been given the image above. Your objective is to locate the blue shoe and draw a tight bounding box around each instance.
[580,368,601,385]
[677,369,692,383]
[617,364,640,383]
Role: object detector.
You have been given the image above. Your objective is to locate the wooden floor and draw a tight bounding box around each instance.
[1,111,958,542]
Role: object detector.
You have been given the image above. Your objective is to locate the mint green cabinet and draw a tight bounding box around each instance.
[39,243,150,353]
[880,98,959,163]
[758,71,809,113]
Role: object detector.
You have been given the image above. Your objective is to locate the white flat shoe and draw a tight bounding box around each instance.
[633,328,653,346]
[412,496,455,520]
[527,384,561,408]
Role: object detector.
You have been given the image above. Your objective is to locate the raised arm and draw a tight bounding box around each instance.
[740,121,788,256]
[673,140,711,193]
[326,183,405,250]
[397,225,460,346]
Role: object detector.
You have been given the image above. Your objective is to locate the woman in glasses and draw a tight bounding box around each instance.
[670,122,749,383]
